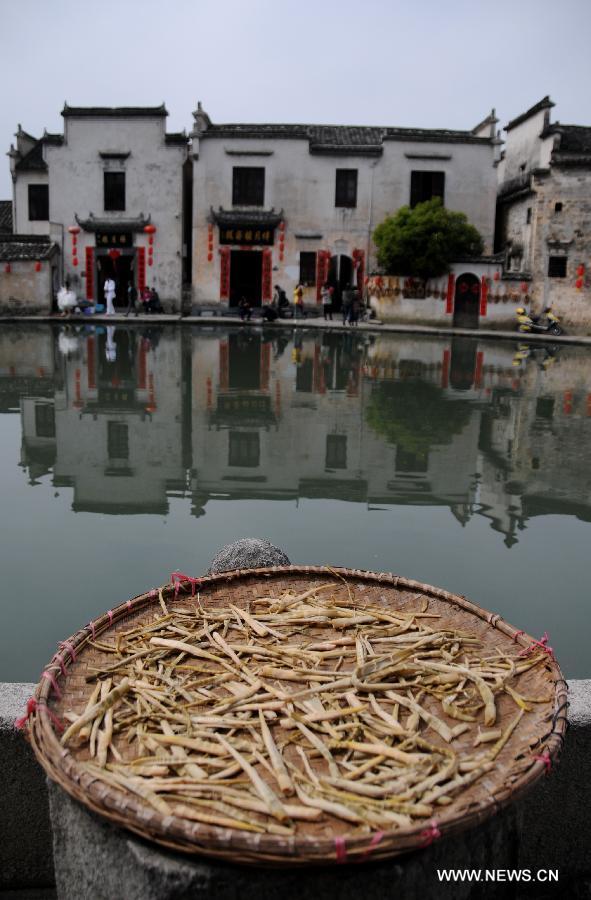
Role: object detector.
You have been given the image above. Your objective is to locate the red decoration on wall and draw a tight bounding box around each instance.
[149,236,154,246]
[86,336,96,390]
[480,275,488,317]
[219,248,230,300]
[493,270,500,281]
[72,235,77,247]
[143,225,156,234]
[68,226,80,235]
[278,221,285,232]
[520,282,528,293]
[563,390,573,415]
[148,258,153,266]
[352,249,365,296]
[137,247,146,292]
[72,256,78,267]
[207,253,213,262]
[85,247,94,299]
[108,248,121,260]
[446,274,455,313]
[576,277,584,290]
[35,261,42,272]
[474,350,484,388]
[262,249,272,301]
[577,264,585,277]
[4,263,11,273]
[316,250,330,302]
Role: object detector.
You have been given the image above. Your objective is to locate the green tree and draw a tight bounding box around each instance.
[372,198,484,279]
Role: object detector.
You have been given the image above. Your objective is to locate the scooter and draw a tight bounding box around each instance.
[515,307,564,336]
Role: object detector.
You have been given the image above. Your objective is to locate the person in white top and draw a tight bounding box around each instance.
[104,277,116,315]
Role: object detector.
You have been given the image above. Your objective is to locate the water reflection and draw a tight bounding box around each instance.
[4,322,591,546]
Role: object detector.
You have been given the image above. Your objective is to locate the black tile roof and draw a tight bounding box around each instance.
[0,201,13,234]
[553,125,591,154]
[505,96,554,132]
[0,234,57,261]
[210,207,284,227]
[15,141,47,171]
[165,132,188,145]
[62,104,168,118]
[202,122,492,149]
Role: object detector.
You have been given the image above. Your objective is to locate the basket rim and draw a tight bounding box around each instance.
[27,564,568,866]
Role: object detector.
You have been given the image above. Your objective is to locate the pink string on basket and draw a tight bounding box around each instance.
[420,820,441,847]
[334,836,347,863]
[519,631,555,660]
[15,698,63,733]
[334,831,384,864]
[87,620,96,640]
[59,640,77,662]
[42,669,62,700]
[533,750,552,774]
[170,571,201,598]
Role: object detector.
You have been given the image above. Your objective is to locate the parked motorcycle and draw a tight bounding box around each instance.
[515,307,564,336]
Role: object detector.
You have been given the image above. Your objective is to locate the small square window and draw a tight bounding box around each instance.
[410,171,445,208]
[554,202,563,213]
[526,208,532,224]
[107,421,129,459]
[548,256,567,278]
[104,172,125,212]
[299,252,317,286]
[232,168,265,206]
[35,402,55,438]
[228,432,260,467]
[28,184,49,221]
[335,170,358,208]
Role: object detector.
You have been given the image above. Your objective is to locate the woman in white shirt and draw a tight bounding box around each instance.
[104,277,116,315]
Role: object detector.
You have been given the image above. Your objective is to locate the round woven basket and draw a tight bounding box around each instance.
[26,566,567,866]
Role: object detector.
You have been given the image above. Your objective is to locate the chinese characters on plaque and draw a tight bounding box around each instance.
[95,232,133,247]
[219,226,275,246]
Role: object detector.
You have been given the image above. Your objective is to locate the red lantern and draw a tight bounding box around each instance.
[72,256,79,267]
[4,263,11,273]
[35,261,42,272]
[148,236,154,246]
[72,235,77,247]
[577,264,585,277]
[148,258,153,266]
[493,271,500,281]
[68,226,80,235]
[207,253,213,262]
[108,248,121,260]
[143,224,157,235]
[576,277,584,290]
[520,282,528,293]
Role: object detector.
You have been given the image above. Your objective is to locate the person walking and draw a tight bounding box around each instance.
[125,282,138,317]
[321,282,333,321]
[348,288,360,326]
[293,283,305,320]
[104,276,116,316]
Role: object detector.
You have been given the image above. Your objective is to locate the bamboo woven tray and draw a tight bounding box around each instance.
[24,566,567,866]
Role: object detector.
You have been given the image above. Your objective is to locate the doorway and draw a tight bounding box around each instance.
[97,252,135,308]
[452,273,480,329]
[230,250,262,307]
[327,255,353,309]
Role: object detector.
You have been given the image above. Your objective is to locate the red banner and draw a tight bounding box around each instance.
[352,248,365,296]
[316,251,330,302]
[137,247,146,293]
[446,274,455,314]
[480,276,488,317]
[262,249,272,301]
[220,248,230,300]
[474,350,484,388]
[85,247,94,300]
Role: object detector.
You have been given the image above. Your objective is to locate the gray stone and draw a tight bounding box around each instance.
[0,683,55,890]
[206,538,290,574]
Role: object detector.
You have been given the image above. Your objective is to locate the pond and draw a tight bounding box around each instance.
[1,322,590,680]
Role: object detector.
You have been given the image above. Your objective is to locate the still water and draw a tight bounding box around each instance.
[1,323,590,680]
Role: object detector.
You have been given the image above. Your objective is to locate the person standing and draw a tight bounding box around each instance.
[341,284,353,325]
[104,276,116,316]
[321,282,333,321]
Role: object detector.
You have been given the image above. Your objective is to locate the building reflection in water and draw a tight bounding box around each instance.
[4,323,591,546]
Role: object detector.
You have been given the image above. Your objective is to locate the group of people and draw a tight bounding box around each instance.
[124,283,163,317]
[237,281,365,325]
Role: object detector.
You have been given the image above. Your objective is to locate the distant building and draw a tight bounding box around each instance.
[0,200,13,234]
[190,103,499,309]
[496,96,591,328]
[8,107,188,310]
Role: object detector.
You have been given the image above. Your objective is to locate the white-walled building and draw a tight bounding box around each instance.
[8,106,188,310]
[190,104,499,309]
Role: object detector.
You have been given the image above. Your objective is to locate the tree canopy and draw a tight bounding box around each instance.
[372,198,484,279]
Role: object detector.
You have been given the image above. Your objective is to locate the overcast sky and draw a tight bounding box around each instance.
[2,0,591,198]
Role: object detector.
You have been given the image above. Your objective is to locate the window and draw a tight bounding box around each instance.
[299,252,317,286]
[35,403,55,438]
[232,167,265,206]
[526,208,532,224]
[107,422,129,459]
[104,172,125,212]
[410,171,445,208]
[335,169,358,208]
[548,256,567,278]
[228,432,260,467]
[536,398,555,419]
[28,184,49,221]
[554,202,563,213]
[395,447,429,473]
[325,434,347,469]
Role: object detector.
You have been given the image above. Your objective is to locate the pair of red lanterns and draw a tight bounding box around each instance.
[278,221,285,262]
[68,225,80,267]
